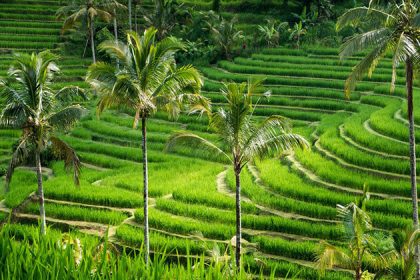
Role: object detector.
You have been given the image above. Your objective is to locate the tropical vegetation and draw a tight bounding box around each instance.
[0,0,419,279]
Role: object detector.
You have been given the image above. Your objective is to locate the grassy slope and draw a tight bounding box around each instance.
[0,0,419,279]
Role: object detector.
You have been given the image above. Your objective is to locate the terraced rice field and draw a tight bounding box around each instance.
[1,1,420,279]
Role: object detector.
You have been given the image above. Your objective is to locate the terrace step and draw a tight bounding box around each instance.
[315,139,413,181]
[339,125,413,160]
[0,200,11,214]
[285,153,410,201]
[216,168,336,224]
[364,120,408,144]
[13,212,110,236]
[395,109,420,129]
[43,198,135,215]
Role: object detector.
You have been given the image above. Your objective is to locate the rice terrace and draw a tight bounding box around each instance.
[0,0,419,279]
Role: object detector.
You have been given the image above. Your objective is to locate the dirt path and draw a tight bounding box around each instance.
[394,109,420,129]
[216,168,337,224]
[258,252,353,275]
[0,199,10,214]
[246,164,338,224]
[44,198,135,215]
[125,218,229,244]
[315,139,412,181]
[17,166,54,178]
[285,153,410,201]
[339,124,411,160]
[363,120,407,144]
[81,162,109,171]
[14,212,110,235]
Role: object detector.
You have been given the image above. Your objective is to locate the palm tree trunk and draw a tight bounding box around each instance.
[113,9,118,41]
[113,8,119,69]
[128,0,132,30]
[234,167,242,270]
[134,4,138,33]
[141,117,150,264]
[90,19,96,63]
[355,268,362,280]
[35,150,46,235]
[406,59,419,277]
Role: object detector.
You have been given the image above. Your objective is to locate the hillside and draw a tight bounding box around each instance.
[1,0,420,279]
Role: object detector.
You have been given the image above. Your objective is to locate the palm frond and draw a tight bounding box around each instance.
[86,62,117,91]
[62,8,87,32]
[390,33,417,92]
[47,105,85,130]
[95,9,112,22]
[315,241,352,274]
[344,40,389,98]
[336,6,394,31]
[0,102,27,128]
[54,86,88,102]
[240,116,308,164]
[339,28,390,59]
[98,40,129,63]
[337,203,372,240]
[4,136,29,192]
[50,136,81,186]
[166,132,231,163]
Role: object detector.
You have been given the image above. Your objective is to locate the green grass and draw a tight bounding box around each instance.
[24,202,129,225]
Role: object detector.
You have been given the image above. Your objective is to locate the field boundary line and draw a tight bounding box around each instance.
[363,120,408,144]
[339,124,411,160]
[285,153,410,201]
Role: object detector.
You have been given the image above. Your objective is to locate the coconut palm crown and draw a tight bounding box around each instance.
[57,0,113,63]
[0,51,85,234]
[166,78,309,269]
[336,0,420,96]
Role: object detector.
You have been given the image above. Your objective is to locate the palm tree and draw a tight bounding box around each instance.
[208,16,243,59]
[336,0,420,274]
[143,0,188,39]
[102,0,126,43]
[57,0,112,63]
[166,79,309,269]
[316,192,394,280]
[0,51,85,235]
[85,27,208,263]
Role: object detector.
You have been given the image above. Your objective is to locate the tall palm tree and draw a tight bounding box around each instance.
[85,27,208,263]
[0,51,85,235]
[102,0,126,43]
[336,0,420,274]
[166,79,309,269]
[57,0,112,63]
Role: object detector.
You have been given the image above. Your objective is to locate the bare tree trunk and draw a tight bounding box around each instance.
[128,0,132,30]
[82,36,89,58]
[90,19,96,63]
[35,150,46,235]
[407,60,419,278]
[141,117,150,264]
[113,8,118,40]
[234,167,241,270]
[113,8,119,69]
[355,268,362,280]
[134,4,138,33]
